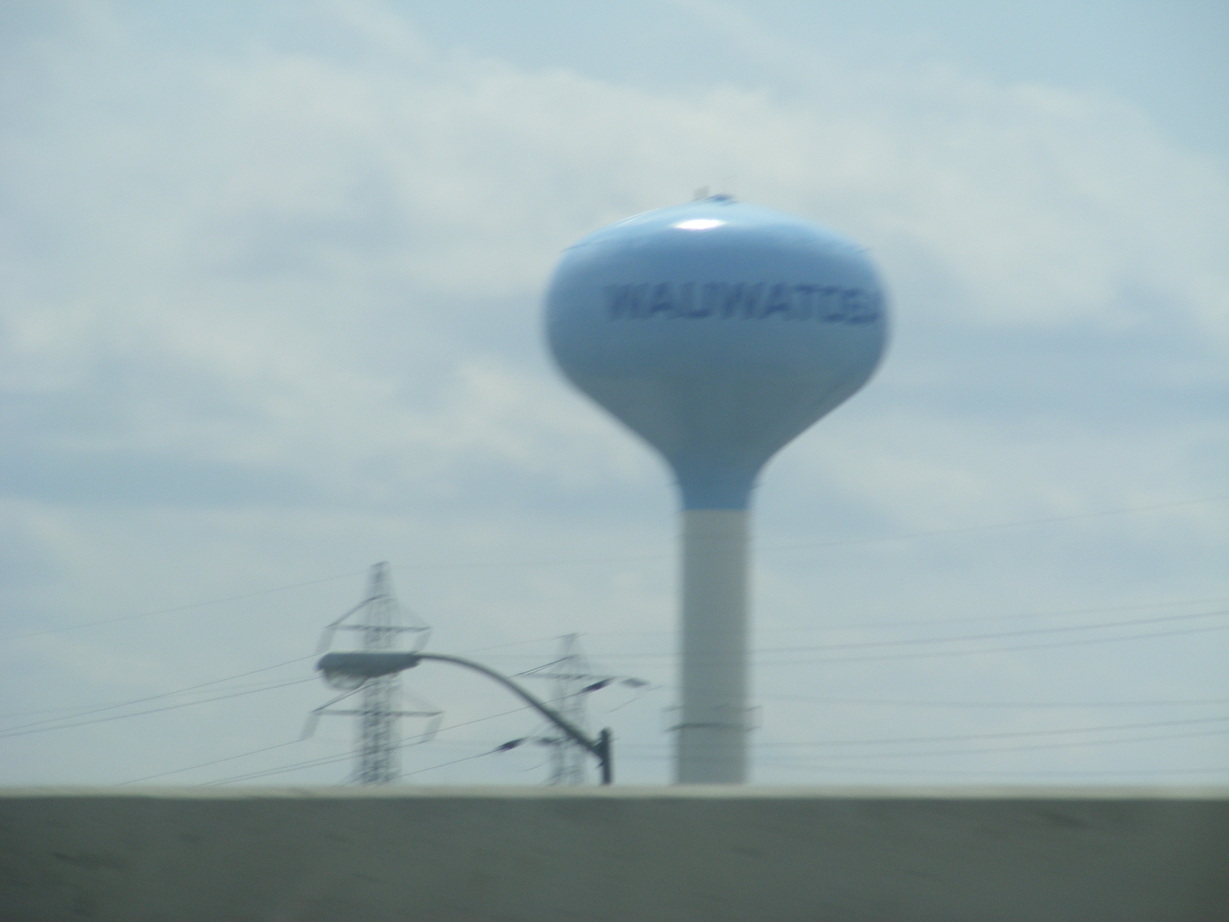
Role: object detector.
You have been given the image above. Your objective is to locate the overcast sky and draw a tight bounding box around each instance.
[2,0,1226,788]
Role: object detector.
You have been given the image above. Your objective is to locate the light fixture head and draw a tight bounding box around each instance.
[316,651,421,690]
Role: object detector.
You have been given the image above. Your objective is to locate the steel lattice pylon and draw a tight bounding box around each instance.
[312,562,439,785]
[355,564,400,784]
[527,634,595,785]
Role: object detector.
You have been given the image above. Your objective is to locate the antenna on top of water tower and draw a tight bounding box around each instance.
[544,195,889,783]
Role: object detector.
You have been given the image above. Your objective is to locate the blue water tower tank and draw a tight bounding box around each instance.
[546,195,888,510]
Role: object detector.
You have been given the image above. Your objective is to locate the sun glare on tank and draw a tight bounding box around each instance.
[672,218,726,230]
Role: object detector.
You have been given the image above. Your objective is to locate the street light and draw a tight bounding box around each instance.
[316,650,614,785]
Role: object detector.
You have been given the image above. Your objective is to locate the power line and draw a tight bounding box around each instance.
[760,715,1229,749]
[760,727,1229,761]
[4,571,366,641]
[6,633,562,745]
[272,750,509,785]
[0,655,318,735]
[755,607,1229,654]
[0,678,315,740]
[455,634,569,657]
[588,614,1229,666]
[202,750,367,785]
[15,598,1211,739]
[408,495,1229,570]
[762,595,1229,633]
[571,609,1229,668]
[583,595,1229,639]
[400,751,502,779]
[6,494,1220,646]
[424,495,1229,570]
[755,761,1229,778]
[199,705,536,786]
[599,718,1229,756]
[120,739,306,785]
[201,736,481,787]
[571,599,1229,659]
[759,692,1229,710]
[758,620,1229,664]
[759,495,1229,554]
[541,745,1229,776]
[321,719,1229,772]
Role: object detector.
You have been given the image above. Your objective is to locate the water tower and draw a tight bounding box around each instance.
[545,195,888,782]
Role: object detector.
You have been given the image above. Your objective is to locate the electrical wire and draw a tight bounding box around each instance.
[760,727,1229,761]
[592,719,1229,758]
[758,495,1229,553]
[579,595,1229,642]
[196,714,1229,786]
[0,678,315,740]
[383,495,1228,571]
[546,747,1229,777]
[4,498,1221,783]
[400,751,504,779]
[120,739,307,785]
[760,715,1229,749]
[755,607,1229,654]
[4,570,367,641]
[762,595,1229,633]
[0,654,318,735]
[197,705,537,785]
[583,611,1229,667]
[757,620,1229,665]
[759,692,1229,710]
[563,602,1229,664]
[200,750,371,785]
[568,618,1229,670]
[458,635,572,656]
[755,761,1229,778]
[9,495,1221,646]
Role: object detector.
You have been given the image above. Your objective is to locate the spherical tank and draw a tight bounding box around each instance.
[545,196,889,510]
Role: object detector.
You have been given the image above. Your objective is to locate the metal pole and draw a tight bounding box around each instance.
[597,728,613,785]
[413,653,610,780]
[317,650,615,784]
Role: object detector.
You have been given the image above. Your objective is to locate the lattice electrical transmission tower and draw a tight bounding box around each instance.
[311,562,440,785]
[521,634,614,785]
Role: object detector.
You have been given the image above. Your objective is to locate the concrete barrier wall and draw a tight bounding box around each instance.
[1,787,1226,922]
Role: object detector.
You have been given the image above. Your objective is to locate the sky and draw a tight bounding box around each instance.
[1,0,1226,788]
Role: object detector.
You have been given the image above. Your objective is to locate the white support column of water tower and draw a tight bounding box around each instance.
[546,196,888,783]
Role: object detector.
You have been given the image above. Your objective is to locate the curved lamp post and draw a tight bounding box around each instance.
[316,650,614,785]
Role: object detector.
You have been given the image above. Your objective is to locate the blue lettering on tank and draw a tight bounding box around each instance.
[762,283,793,319]
[720,282,764,319]
[817,286,844,323]
[679,281,710,318]
[792,284,818,320]
[842,288,867,325]
[649,282,675,317]
[605,282,879,325]
[605,283,648,319]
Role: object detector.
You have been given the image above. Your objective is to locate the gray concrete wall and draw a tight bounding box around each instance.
[1,787,1226,922]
